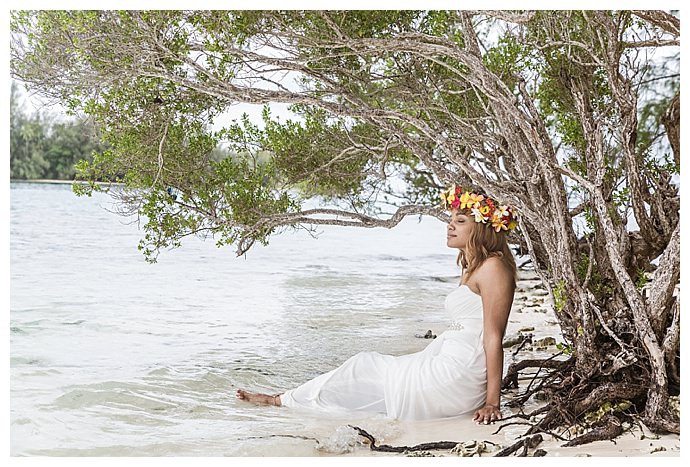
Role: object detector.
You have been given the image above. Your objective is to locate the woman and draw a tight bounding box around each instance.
[237,184,518,425]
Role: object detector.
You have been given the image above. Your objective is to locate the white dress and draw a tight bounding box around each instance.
[280,285,487,420]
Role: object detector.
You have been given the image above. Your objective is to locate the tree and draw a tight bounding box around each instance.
[11,10,680,444]
[43,119,104,180]
[10,81,49,179]
[10,81,104,180]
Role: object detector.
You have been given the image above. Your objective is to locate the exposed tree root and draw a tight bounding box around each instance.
[502,356,571,392]
[497,355,678,448]
[573,382,643,415]
[643,413,680,435]
[495,434,543,456]
[511,334,533,357]
[563,415,623,447]
[490,420,535,434]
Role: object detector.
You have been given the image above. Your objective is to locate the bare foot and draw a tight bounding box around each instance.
[236,389,282,406]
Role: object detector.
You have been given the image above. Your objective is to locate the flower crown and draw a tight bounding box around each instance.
[439,184,518,232]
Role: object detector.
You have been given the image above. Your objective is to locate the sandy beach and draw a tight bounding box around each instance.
[305,270,682,458]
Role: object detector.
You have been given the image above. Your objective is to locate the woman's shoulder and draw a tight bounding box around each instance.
[475,256,514,286]
[478,255,505,270]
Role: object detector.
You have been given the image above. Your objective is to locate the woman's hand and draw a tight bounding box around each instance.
[472,403,502,424]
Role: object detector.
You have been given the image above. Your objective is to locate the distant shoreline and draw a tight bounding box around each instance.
[10,179,124,186]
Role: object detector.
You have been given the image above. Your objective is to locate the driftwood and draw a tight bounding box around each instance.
[348,425,462,453]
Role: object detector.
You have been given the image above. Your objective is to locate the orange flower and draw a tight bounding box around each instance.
[467,193,484,209]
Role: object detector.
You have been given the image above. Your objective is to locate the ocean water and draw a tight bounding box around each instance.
[10,181,476,456]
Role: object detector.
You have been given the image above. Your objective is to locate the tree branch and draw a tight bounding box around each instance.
[630,10,680,37]
[647,220,679,332]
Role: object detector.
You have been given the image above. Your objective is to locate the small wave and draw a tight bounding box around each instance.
[232,366,276,376]
[315,418,403,454]
[302,264,331,270]
[10,356,44,366]
[377,255,409,262]
[315,425,361,454]
[54,386,178,412]
[12,417,33,426]
[422,276,454,283]
[61,320,86,326]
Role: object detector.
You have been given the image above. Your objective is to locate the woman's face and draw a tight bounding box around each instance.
[447,210,473,250]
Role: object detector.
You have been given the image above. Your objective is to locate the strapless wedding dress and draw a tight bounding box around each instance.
[280,285,487,420]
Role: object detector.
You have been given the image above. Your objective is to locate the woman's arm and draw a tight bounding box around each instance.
[472,257,515,423]
[482,331,505,407]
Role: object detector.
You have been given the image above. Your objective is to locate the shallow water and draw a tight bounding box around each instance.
[10,181,491,456]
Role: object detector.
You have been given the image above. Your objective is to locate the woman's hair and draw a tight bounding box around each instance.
[456,211,518,286]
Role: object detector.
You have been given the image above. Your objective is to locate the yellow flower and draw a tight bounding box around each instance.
[447,192,456,203]
[459,191,472,209]
[479,205,491,215]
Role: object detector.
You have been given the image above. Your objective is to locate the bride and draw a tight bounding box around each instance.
[237,184,518,425]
